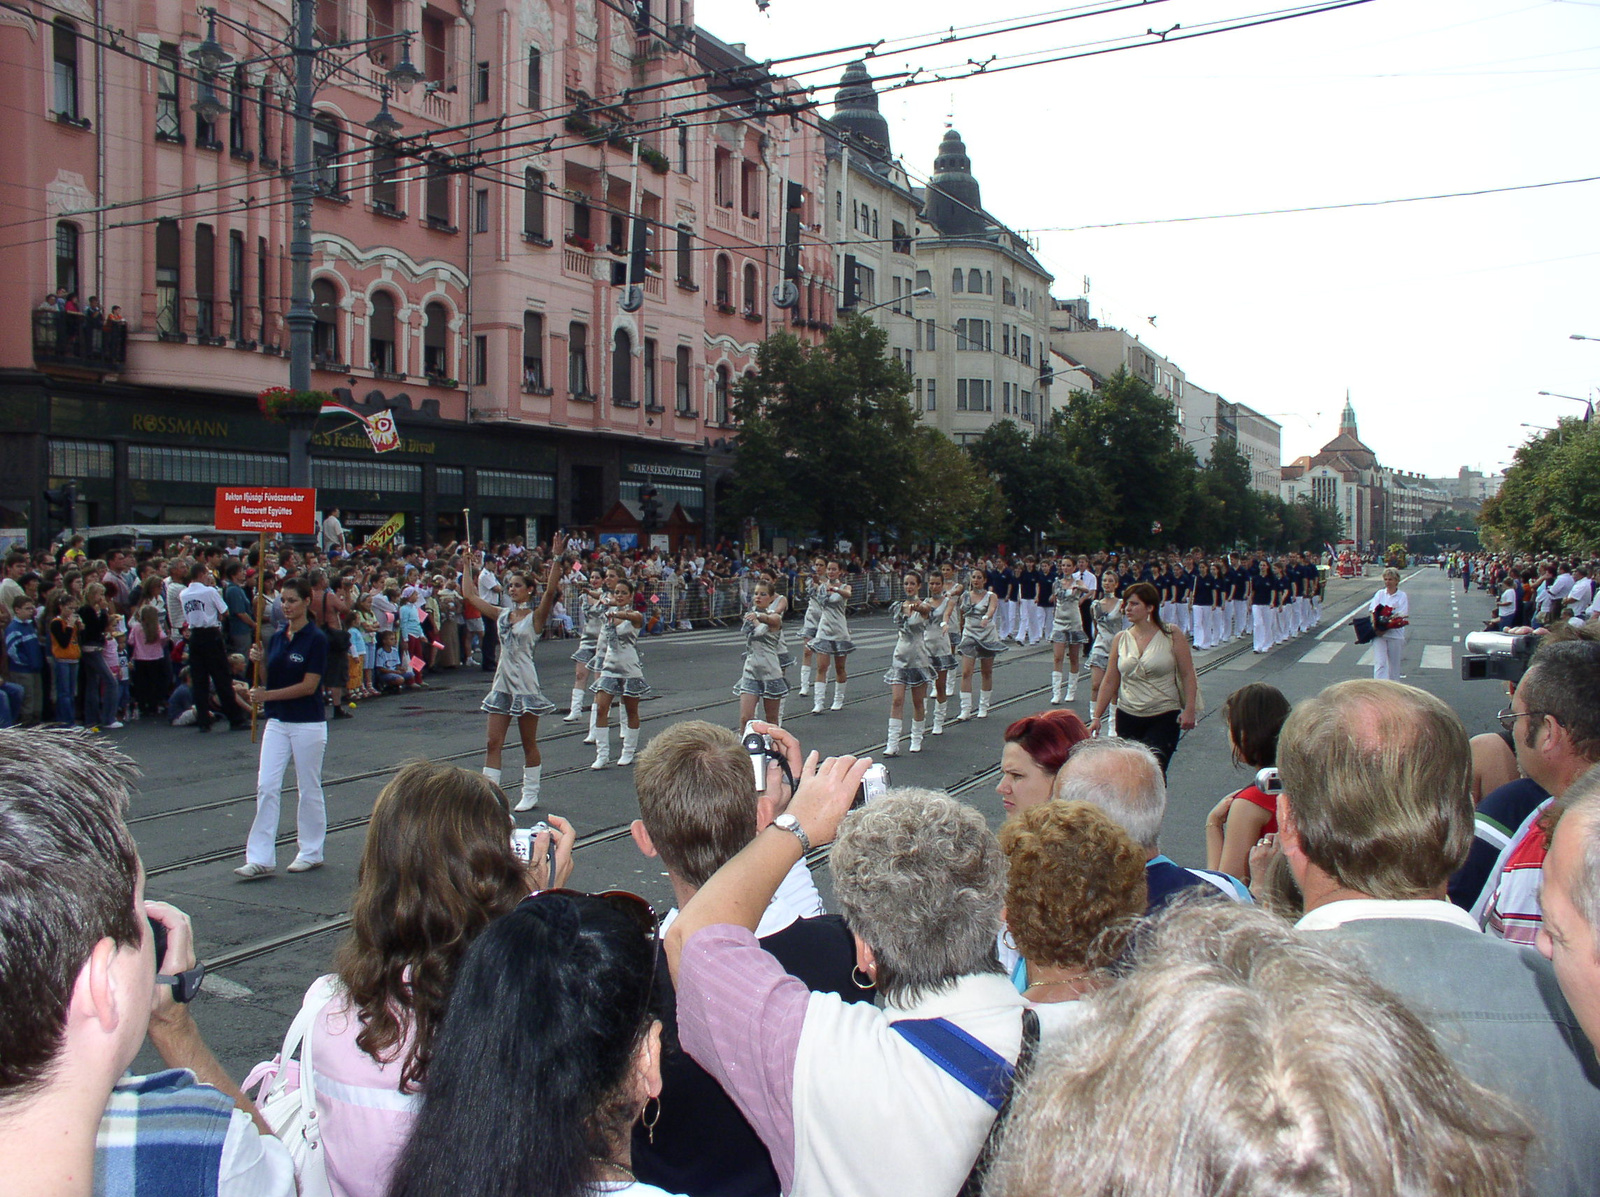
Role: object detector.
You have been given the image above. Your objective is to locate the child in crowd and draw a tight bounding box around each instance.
[353,592,381,697]
[5,598,44,724]
[373,629,413,692]
[167,666,196,725]
[47,592,81,726]
[127,602,171,718]
[108,610,132,723]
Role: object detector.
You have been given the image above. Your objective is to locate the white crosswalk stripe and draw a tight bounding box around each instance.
[1421,645,1453,670]
[1299,642,1344,665]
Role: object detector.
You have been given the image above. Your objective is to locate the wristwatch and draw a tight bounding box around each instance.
[771,812,812,854]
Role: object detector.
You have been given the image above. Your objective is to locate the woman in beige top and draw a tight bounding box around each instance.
[1088,581,1198,774]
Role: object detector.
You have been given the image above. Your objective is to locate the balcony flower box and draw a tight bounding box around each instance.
[565,234,597,253]
[257,386,333,420]
[714,301,736,315]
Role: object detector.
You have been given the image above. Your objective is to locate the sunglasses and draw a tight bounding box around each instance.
[519,888,661,1020]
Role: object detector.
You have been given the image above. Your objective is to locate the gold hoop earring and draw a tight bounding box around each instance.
[642,1096,661,1145]
[851,965,875,991]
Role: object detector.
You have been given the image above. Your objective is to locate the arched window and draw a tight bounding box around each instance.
[612,328,633,405]
[312,113,340,193]
[53,19,79,120]
[968,268,982,293]
[312,278,340,362]
[522,311,544,390]
[423,301,450,379]
[714,254,731,307]
[742,263,759,315]
[369,290,398,372]
[951,268,963,294]
[714,364,731,425]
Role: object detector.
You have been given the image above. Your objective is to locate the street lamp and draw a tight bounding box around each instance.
[1571,334,1599,342]
[1538,390,1591,406]
[847,287,933,316]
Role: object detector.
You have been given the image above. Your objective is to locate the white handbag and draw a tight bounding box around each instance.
[243,974,342,1197]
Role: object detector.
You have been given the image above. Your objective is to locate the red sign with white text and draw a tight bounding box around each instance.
[214,487,319,536]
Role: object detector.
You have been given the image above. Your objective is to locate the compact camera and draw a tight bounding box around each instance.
[511,821,557,881]
[1255,767,1283,796]
[853,763,890,809]
[743,721,777,791]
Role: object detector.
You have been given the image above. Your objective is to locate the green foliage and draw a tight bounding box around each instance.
[727,318,919,546]
[965,418,1108,548]
[1481,417,1600,554]
[900,428,1006,546]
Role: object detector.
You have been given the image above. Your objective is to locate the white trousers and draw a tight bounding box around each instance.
[1253,605,1272,652]
[1372,635,1405,680]
[1024,603,1048,643]
[247,718,328,867]
[1001,599,1020,638]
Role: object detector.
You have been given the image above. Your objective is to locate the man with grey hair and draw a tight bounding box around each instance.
[1536,765,1600,1056]
[1054,737,1248,910]
[0,729,292,1197]
[1279,678,1600,1197]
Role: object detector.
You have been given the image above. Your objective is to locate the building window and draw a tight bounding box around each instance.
[155,218,180,335]
[53,20,79,120]
[675,345,693,413]
[675,225,693,283]
[925,319,936,350]
[951,268,963,294]
[369,291,398,372]
[49,439,114,479]
[367,0,395,62]
[473,188,489,233]
[421,6,447,82]
[855,264,875,307]
[425,158,451,226]
[228,230,245,339]
[229,66,249,154]
[967,268,982,293]
[914,379,923,411]
[522,312,544,389]
[55,221,79,296]
[473,60,489,104]
[523,168,546,238]
[871,209,879,238]
[1020,334,1032,366]
[1021,389,1033,420]
[742,263,759,316]
[257,236,269,336]
[312,278,340,362]
[312,113,340,192]
[526,47,541,107]
[740,160,760,217]
[714,148,733,208]
[925,379,936,411]
[195,87,218,147]
[155,44,181,139]
[570,197,592,241]
[916,269,931,291]
[957,379,992,412]
[612,329,633,405]
[372,140,400,211]
[568,321,589,396]
[315,0,340,42]
[643,337,658,408]
[194,224,215,337]
[985,271,994,295]
[678,122,689,173]
[472,334,487,385]
[423,301,450,378]
[714,365,731,424]
[714,254,731,307]
[258,85,274,161]
[892,221,910,255]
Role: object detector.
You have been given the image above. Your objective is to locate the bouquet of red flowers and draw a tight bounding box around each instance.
[1372,604,1409,633]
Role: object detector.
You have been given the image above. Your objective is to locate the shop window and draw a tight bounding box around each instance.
[423,301,450,379]
[369,290,398,372]
[312,278,340,363]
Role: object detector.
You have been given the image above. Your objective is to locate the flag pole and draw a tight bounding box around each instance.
[250,529,266,743]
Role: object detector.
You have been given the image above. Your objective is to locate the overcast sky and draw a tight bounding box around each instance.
[695,0,1599,478]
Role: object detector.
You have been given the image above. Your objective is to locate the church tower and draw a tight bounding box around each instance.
[1340,391,1359,438]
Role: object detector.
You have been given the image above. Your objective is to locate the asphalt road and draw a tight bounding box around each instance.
[123,565,1504,1079]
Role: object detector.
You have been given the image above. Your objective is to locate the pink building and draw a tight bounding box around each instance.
[0,0,831,548]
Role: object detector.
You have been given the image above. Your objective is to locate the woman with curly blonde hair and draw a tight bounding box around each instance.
[998,801,1145,1024]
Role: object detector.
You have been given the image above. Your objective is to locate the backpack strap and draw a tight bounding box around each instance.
[890,1015,1017,1112]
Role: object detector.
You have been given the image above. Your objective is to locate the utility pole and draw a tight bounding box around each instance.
[286,0,318,493]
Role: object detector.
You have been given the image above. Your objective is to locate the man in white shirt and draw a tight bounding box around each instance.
[180,563,249,731]
[0,730,294,1197]
[1549,564,1575,621]
[1279,678,1600,1197]
[1563,566,1593,625]
[477,556,503,672]
[320,507,346,555]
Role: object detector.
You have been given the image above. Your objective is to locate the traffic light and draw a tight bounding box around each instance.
[44,481,77,534]
[639,485,661,532]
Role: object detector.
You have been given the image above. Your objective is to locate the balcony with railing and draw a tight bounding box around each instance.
[32,310,127,372]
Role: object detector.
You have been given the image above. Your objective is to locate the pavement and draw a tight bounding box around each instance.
[122,564,1504,1079]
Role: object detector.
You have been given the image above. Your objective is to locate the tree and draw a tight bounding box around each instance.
[1481,416,1600,554]
[727,317,918,547]
[965,418,1109,549]
[1054,368,1193,547]
[898,427,1005,547]
[1179,438,1257,550]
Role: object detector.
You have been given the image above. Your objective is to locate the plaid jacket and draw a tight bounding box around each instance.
[95,1069,233,1197]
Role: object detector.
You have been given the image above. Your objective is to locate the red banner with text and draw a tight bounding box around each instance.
[214,487,319,536]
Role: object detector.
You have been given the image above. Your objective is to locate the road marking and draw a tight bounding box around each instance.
[1299,642,1344,664]
[200,974,254,1000]
[1421,645,1453,670]
[1357,646,1375,667]
[1454,635,1461,643]
[1221,652,1264,671]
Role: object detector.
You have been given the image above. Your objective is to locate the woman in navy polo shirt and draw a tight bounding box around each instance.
[235,577,329,880]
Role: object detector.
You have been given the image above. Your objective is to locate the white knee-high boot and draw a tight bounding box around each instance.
[564,687,585,721]
[884,717,903,757]
[1066,672,1079,702]
[590,724,611,768]
[515,764,541,811]
[831,682,846,711]
[1051,671,1063,703]
[617,725,639,766]
[812,682,826,714]
[932,699,947,734]
[482,765,502,786]
[977,689,992,719]
[909,718,925,753]
[957,691,974,722]
[585,704,601,743]
[798,663,812,698]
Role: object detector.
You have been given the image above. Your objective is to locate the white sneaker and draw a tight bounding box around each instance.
[106,720,125,729]
[286,858,322,873]
[234,862,274,881]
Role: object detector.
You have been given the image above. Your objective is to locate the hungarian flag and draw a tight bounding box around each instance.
[321,399,401,453]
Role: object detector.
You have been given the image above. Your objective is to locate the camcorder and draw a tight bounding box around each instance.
[743,722,889,808]
[1461,630,1539,684]
[148,916,206,1004]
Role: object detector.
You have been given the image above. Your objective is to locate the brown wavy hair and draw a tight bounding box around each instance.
[999,800,1147,971]
[334,761,528,1091]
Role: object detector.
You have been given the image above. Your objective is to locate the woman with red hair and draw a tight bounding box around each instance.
[997,708,1091,816]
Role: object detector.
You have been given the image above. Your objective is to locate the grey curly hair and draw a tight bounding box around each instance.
[830,787,1005,1004]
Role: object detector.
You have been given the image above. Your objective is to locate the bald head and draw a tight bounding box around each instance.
[1280,680,1474,900]
[1053,738,1166,852]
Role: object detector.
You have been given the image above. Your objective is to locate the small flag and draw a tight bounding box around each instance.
[321,400,401,453]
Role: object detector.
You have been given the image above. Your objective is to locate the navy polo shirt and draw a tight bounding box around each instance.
[263,621,329,723]
[1251,573,1274,605]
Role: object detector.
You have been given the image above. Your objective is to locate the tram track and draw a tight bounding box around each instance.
[196,634,1258,974]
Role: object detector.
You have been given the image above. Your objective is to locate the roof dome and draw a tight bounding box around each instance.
[832,61,891,160]
[925,127,985,237]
